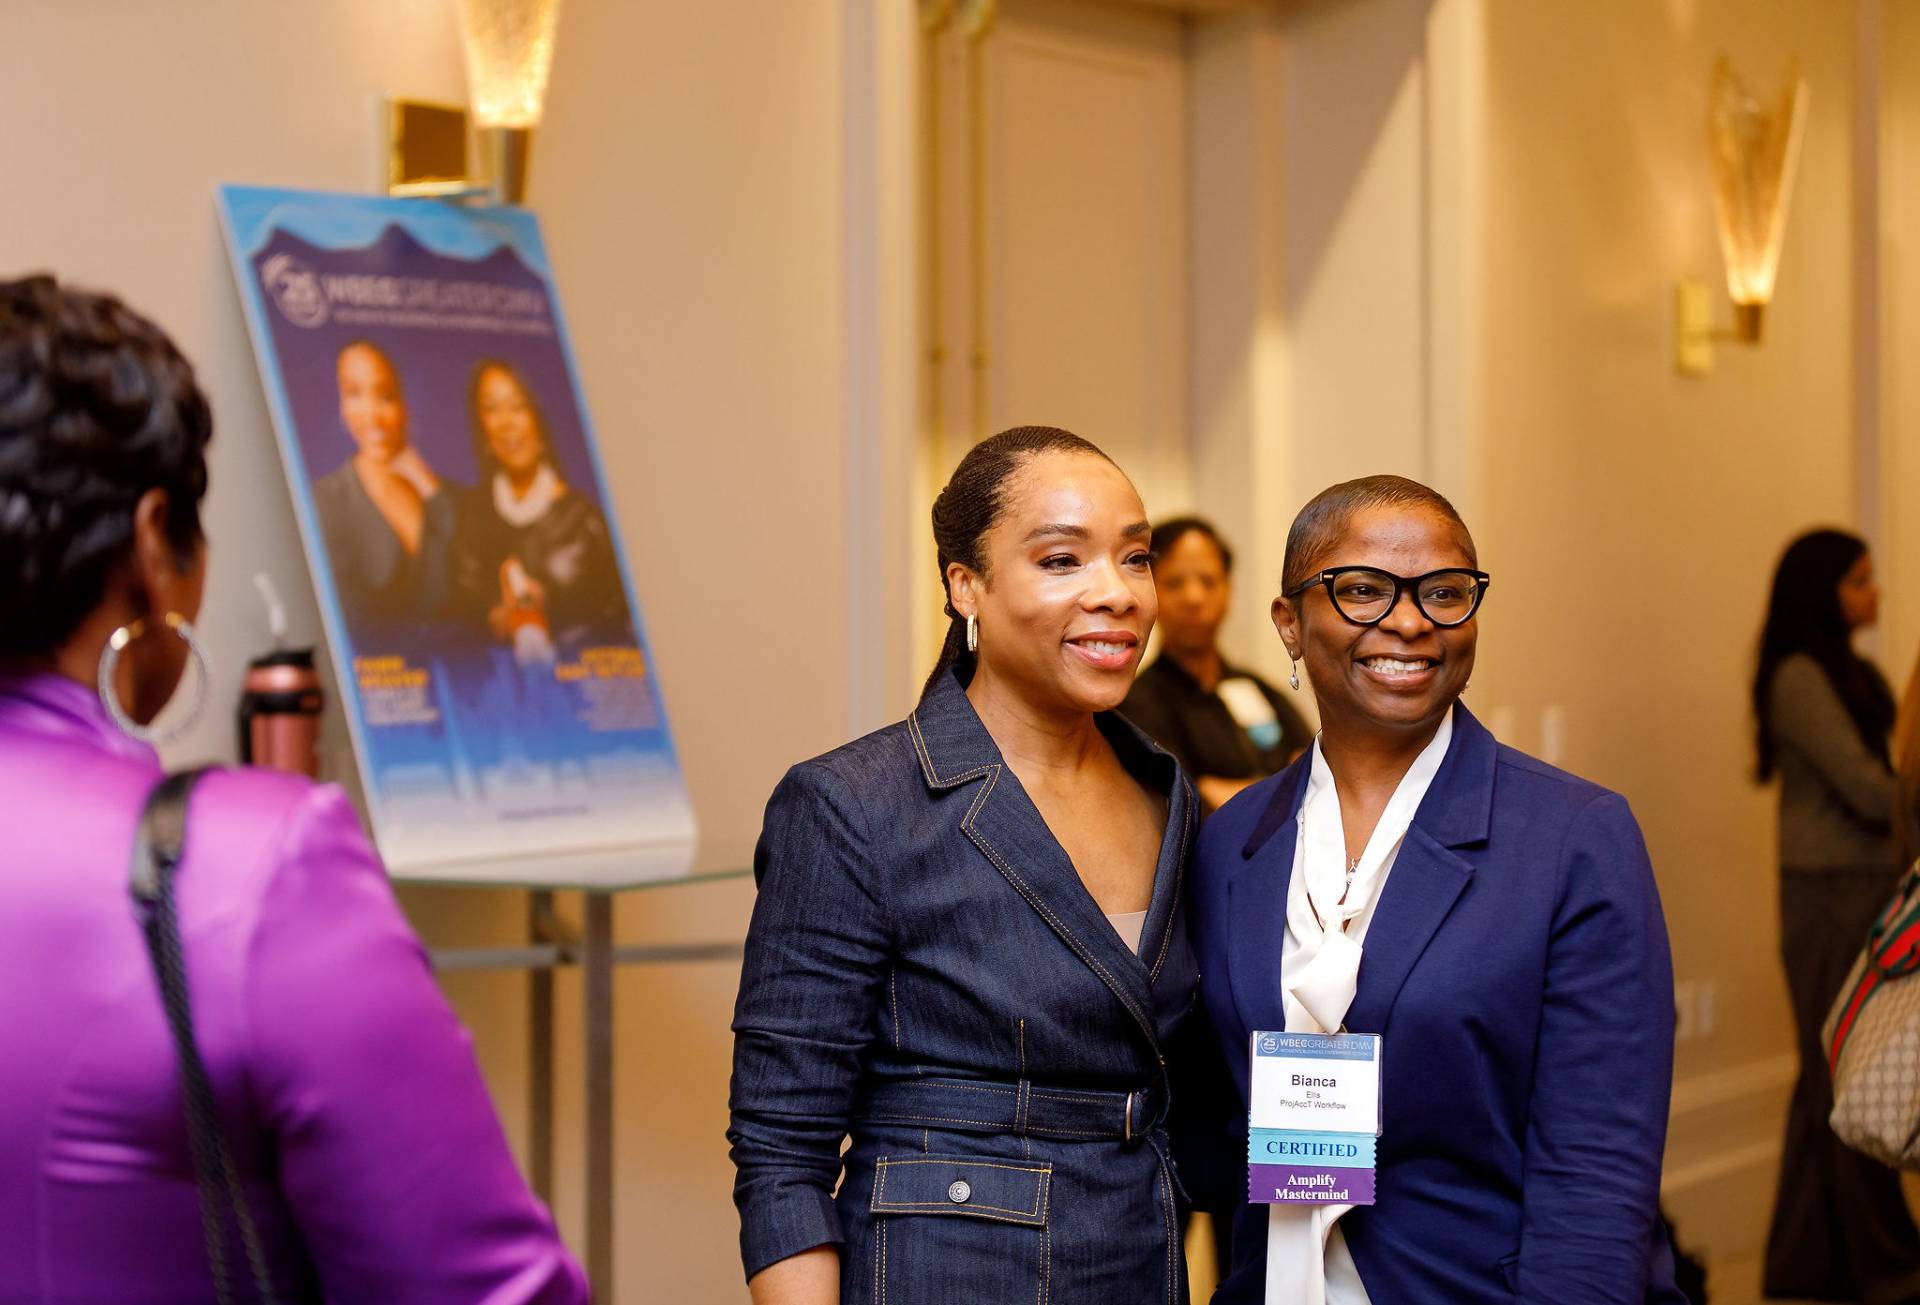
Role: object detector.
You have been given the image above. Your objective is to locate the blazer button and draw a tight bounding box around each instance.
[947,1180,972,1204]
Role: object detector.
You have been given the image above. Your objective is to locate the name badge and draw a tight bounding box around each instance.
[1247,1030,1381,1205]
[1217,677,1282,751]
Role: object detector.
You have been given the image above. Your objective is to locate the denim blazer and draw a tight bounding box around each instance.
[1190,704,1687,1304]
[728,666,1199,1303]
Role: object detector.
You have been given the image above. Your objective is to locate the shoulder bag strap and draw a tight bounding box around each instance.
[132,769,281,1305]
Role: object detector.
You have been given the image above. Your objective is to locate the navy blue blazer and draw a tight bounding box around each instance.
[1189,705,1685,1303]
[729,666,1200,1303]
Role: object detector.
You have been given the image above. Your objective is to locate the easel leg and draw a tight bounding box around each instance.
[584,890,615,1294]
[528,889,554,1203]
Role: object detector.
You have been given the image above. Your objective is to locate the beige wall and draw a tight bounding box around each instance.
[1476,2,1856,1283]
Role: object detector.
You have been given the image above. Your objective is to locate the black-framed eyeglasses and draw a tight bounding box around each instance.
[1283,566,1491,628]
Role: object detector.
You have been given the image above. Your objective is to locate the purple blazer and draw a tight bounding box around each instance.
[0,673,587,1303]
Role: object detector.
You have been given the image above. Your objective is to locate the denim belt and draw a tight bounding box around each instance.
[858,1076,1169,1148]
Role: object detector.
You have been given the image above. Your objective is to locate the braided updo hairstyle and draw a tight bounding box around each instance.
[0,275,212,658]
[922,425,1115,699]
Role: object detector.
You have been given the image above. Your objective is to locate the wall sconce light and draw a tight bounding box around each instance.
[386,0,563,205]
[1676,56,1808,376]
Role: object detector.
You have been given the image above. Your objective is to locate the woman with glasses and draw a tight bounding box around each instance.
[1186,475,1685,1303]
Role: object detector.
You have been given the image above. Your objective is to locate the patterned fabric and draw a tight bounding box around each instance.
[1824,866,1920,1168]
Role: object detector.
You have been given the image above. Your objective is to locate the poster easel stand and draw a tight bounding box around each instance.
[408,855,746,1295]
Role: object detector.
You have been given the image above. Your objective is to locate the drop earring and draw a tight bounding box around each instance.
[1289,657,1301,691]
[965,613,979,653]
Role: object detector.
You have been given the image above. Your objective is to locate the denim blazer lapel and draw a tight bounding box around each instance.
[907,669,1191,1056]
[1229,705,1496,1037]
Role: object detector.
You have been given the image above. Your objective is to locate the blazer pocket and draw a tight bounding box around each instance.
[867,1155,1052,1305]
[870,1154,1051,1226]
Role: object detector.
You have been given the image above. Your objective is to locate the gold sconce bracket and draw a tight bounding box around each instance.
[385,98,532,206]
[386,98,483,199]
[1674,279,1764,376]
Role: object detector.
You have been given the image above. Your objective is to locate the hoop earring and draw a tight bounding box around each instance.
[97,612,210,745]
[1288,658,1301,692]
[965,613,979,654]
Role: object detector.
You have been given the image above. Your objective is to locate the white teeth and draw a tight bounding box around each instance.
[1363,656,1431,673]
[1076,640,1127,656]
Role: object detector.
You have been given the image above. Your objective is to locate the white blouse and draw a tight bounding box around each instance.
[1267,709,1454,1305]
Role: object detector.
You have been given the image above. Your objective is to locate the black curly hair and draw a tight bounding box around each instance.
[0,275,212,657]
[923,425,1115,699]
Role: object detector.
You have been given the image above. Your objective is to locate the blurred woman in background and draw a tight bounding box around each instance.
[1123,517,1310,814]
[1753,528,1920,1304]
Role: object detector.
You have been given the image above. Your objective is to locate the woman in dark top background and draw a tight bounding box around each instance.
[451,359,625,653]
[1123,517,1310,814]
[1753,528,1920,1304]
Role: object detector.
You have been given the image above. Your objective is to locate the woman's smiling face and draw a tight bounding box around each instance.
[336,343,408,461]
[951,450,1156,715]
[476,366,544,479]
[1273,505,1478,738]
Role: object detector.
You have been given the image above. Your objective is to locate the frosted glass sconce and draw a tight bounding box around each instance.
[1676,56,1808,376]
[386,0,563,205]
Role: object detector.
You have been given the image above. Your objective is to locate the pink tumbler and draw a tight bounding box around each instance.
[238,649,323,777]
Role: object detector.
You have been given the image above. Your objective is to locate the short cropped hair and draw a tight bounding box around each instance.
[1281,475,1475,591]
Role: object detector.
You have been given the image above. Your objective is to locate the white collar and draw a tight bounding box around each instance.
[493,463,563,527]
[1286,706,1455,1033]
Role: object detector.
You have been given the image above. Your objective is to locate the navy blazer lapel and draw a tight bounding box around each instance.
[1342,827,1473,1033]
[907,668,1180,1052]
[1226,706,1498,1039]
[1344,705,1496,1033]
[1229,759,1310,1039]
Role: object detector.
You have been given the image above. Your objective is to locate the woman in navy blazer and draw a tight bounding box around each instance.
[1188,476,1685,1303]
[730,428,1199,1304]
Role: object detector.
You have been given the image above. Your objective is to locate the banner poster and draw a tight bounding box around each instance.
[217,186,695,876]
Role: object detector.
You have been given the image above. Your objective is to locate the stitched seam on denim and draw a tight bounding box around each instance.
[1029,1088,1125,1106]
[1160,1154,1176,1304]
[1013,1078,1031,1137]
[873,1199,1044,1219]
[1041,1216,1050,1305]
[865,1110,1011,1129]
[908,710,993,789]
[874,1205,1048,1227]
[911,1081,1015,1097]
[964,764,1156,1038]
[888,967,901,1051]
[880,1216,888,1305]
[1149,790,1192,979]
[878,1157,1051,1175]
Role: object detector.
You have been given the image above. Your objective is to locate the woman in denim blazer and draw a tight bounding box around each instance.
[729,428,1199,1304]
